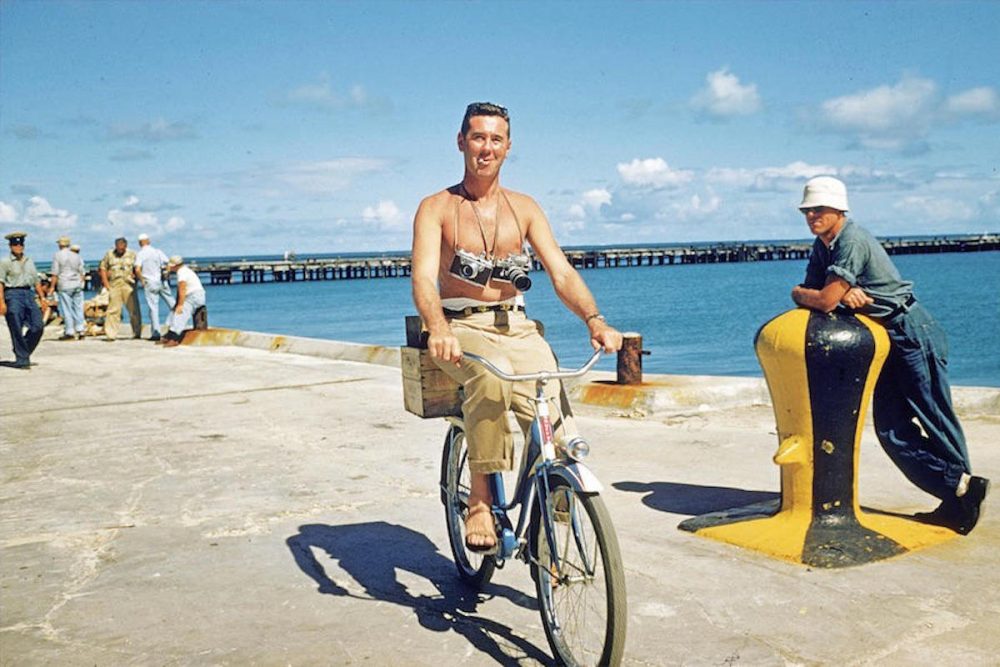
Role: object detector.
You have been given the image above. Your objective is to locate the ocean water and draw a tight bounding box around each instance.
[189,251,999,387]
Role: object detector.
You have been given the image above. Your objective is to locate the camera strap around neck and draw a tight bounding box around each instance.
[457,184,500,259]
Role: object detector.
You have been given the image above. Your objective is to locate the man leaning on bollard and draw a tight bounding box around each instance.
[134,232,174,341]
[0,231,46,369]
[49,235,87,340]
[790,175,989,535]
[99,236,142,341]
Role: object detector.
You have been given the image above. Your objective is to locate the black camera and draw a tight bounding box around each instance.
[449,249,493,287]
[492,255,532,291]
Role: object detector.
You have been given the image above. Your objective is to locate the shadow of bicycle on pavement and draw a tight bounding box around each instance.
[286,521,551,665]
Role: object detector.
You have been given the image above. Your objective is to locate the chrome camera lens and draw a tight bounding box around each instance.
[492,254,532,291]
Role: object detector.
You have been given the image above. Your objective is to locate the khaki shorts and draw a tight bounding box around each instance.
[432,310,576,474]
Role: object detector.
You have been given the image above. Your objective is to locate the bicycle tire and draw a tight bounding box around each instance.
[532,478,627,666]
[441,425,496,587]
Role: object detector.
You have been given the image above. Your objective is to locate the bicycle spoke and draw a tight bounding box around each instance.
[534,483,626,666]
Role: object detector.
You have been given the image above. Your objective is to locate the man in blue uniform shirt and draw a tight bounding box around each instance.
[0,232,46,369]
[790,176,988,535]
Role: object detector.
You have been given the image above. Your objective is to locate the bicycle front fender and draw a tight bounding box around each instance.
[547,461,604,494]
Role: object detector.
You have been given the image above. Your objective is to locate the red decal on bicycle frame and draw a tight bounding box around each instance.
[540,416,554,447]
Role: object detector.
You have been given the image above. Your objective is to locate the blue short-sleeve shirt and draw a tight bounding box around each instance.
[802,220,914,319]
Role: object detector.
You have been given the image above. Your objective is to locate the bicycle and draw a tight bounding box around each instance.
[439,349,627,666]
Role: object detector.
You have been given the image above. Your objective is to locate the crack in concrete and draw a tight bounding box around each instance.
[2,474,161,645]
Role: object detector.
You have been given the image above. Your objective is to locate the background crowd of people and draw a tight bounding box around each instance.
[1,231,207,368]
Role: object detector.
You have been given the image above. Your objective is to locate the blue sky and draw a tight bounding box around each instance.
[2,1,999,259]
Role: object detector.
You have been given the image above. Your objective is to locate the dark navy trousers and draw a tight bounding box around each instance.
[873,302,970,500]
[3,288,43,365]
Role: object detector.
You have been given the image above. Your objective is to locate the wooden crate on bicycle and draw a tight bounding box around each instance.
[401,315,462,418]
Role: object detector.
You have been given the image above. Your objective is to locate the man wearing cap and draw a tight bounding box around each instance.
[791,175,988,535]
[134,233,174,341]
[99,237,142,341]
[0,232,46,368]
[49,235,87,340]
[161,256,206,347]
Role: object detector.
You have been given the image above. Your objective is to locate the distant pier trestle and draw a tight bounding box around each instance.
[127,235,997,288]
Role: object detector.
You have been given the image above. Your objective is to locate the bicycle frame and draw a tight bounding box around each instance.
[446,350,604,565]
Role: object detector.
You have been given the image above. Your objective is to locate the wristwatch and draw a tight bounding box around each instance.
[585,313,606,324]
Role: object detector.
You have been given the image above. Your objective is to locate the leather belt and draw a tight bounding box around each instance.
[443,303,525,318]
[883,294,916,324]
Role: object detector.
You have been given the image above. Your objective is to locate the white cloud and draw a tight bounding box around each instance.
[581,188,612,210]
[945,86,1000,117]
[165,216,187,232]
[362,200,403,228]
[691,67,762,118]
[656,191,722,223]
[567,203,586,220]
[0,201,17,224]
[704,161,905,193]
[106,195,184,236]
[617,158,693,189]
[821,75,937,134]
[18,196,78,230]
[811,74,999,152]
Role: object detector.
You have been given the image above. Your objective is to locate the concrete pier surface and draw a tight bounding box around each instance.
[2,327,998,666]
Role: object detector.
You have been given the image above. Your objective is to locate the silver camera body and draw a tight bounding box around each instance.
[492,254,532,291]
[449,249,494,287]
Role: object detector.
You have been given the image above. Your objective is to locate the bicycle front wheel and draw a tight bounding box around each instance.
[441,425,496,588]
[532,479,627,666]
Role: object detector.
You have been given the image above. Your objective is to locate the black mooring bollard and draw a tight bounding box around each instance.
[679,308,958,568]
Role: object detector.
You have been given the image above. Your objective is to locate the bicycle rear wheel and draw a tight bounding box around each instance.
[532,479,627,666]
[441,425,496,587]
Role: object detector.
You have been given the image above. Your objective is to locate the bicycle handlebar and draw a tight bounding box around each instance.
[461,349,602,383]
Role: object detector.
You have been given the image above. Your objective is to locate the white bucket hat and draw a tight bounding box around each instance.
[799,176,849,212]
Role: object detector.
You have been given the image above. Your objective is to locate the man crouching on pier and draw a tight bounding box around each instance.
[411,102,623,551]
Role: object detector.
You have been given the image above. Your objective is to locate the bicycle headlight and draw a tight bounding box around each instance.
[563,436,590,461]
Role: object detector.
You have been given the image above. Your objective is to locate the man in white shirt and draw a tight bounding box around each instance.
[134,233,174,341]
[161,255,206,348]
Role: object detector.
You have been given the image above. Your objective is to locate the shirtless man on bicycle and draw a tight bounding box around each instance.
[411,102,623,551]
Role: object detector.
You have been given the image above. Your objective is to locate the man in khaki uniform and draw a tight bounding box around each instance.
[99,236,142,341]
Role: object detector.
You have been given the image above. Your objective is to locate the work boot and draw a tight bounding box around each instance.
[918,477,990,535]
[954,476,990,535]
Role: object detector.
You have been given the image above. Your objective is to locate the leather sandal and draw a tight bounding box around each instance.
[464,504,497,553]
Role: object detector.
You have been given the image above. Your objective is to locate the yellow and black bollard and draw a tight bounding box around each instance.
[679,308,957,568]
